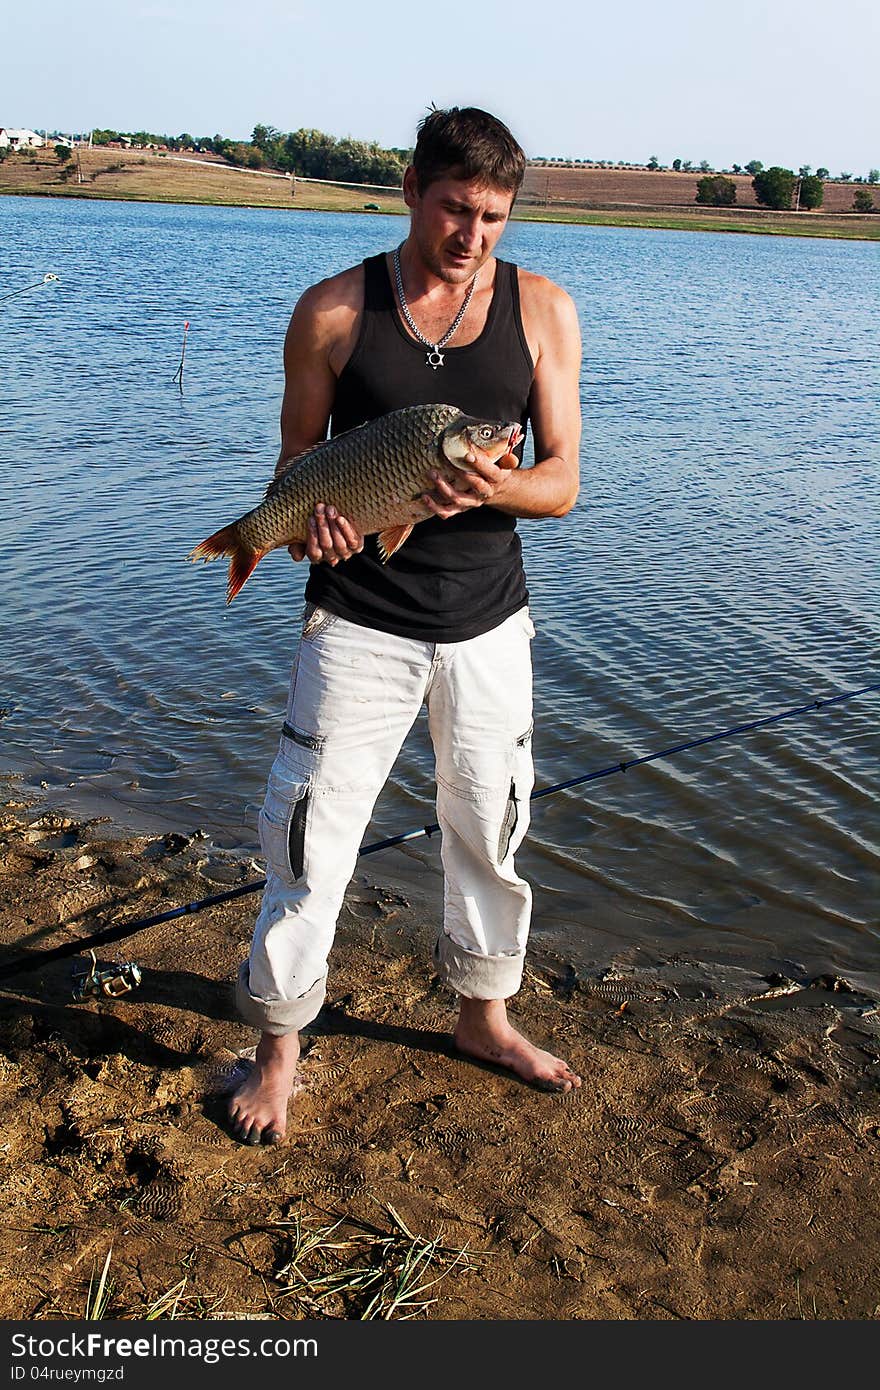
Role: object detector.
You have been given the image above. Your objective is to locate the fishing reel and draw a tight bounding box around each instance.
[71,949,143,1001]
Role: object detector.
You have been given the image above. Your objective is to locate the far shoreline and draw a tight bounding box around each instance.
[4,184,877,242]
[2,164,877,242]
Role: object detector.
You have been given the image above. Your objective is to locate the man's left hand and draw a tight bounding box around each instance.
[421,446,518,520]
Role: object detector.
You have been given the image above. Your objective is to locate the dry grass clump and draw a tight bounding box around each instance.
[56,1205,479,1322]
[273,1203,480,1320]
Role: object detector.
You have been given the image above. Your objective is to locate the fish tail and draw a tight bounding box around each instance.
[188,523,264,604]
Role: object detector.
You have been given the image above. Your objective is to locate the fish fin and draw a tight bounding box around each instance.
[376,523,414,563]
[188,524,264,604]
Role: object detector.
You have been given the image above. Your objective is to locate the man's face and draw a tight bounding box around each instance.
[403,169,515,284]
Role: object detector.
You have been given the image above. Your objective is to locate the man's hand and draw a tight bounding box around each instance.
[287,502,364,565]
[421,445,518,521]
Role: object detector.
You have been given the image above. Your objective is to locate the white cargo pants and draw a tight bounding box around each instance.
[236,604,535,1035]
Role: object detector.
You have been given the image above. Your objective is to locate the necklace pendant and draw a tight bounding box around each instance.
[426,348,444,369]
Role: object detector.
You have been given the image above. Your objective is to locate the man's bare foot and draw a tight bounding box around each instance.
[453,997,582,1093]
[228,1030,300,1144]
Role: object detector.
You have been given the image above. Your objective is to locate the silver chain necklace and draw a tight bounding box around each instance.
[392,245,478,369]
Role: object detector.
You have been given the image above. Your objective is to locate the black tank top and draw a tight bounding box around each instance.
[304,252,535,642]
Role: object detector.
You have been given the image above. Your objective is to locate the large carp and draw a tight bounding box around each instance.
[189,403,522,603]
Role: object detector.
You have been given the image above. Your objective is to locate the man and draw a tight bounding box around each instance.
[230,107,583,1145]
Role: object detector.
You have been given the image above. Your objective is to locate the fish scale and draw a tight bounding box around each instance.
[254,403,460,546]
[189,403,521,603]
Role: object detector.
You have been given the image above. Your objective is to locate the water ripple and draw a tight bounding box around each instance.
[2,198,878,986]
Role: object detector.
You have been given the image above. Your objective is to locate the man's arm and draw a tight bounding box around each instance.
[277,271,365,565]
[422,275,582,520]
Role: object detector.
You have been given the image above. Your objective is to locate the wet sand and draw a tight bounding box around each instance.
[1,780,879,1320]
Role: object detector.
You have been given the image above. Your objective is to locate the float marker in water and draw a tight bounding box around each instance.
[0,272,59,304]
[172,320,190,391]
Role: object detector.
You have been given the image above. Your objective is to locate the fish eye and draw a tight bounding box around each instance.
[479,427,494,439]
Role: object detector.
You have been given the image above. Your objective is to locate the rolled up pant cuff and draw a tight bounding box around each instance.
[235,962,326,1035]
[433,932,524,999]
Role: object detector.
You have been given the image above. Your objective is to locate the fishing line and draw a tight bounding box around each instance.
[0,680,876,982]
[0,273,59,304]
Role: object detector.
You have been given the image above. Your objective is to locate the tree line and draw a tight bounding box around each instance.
[87,125,407,186]
[650,155,878,183]
[36,130,880,210]
[696,168,826,209]
[692,165,877,211]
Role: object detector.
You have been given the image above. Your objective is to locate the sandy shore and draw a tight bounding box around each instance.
[1,779,879,1320]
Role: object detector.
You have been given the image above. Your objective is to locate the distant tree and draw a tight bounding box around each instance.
[647,154,659,170]
[798,164,811,177]
[269,126,404,185]
[753,166,796,209]
[91,129,118,146]
[251,124,278,149]
[868,169,879,183]
[744,159,763,175]
[731,163,742,174]
[672,157,681,171]
[798,174,824,209]
[681,159,693,172]
[695,174,737,206]
[698,159,711,172]
[54,144,72,162]
[839,171,852,181]
[852,188,875,212]
[815,166,829,179]
[224,143,251,167]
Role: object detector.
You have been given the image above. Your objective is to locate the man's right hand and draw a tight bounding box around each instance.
[288,503,364,566]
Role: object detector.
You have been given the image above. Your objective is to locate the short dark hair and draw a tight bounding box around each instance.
[412,106,526,197]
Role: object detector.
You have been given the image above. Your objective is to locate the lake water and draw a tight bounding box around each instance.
[2,195,878,992]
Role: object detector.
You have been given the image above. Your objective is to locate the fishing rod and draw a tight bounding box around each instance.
[0,272,59,303]
[0,679,877,983]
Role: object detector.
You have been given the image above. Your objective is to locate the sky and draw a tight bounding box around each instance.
[3,0,877,175]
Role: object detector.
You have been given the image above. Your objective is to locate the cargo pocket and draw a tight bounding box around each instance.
[281,720,324,754]
[498,779,519,863]
[498,723,533,862]
[259,761,311,882]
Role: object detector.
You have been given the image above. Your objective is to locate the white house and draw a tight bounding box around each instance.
[1,129,45,149]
